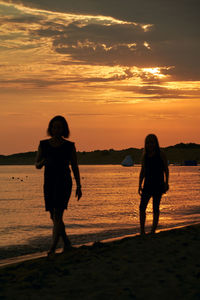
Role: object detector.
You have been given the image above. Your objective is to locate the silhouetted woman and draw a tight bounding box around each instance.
[35,115,82,256]
[138,134,169,235]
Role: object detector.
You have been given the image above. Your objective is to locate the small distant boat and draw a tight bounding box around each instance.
[172,162,181,166]
[121,155,134,167]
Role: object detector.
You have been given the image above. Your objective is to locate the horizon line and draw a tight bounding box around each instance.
[1,142,200,157]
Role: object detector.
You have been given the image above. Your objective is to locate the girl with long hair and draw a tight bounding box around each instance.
[138,134,169,235]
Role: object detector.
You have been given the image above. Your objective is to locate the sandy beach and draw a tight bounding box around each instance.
[0,224,200,300]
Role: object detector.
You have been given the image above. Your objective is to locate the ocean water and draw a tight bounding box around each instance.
[0,165,200,259]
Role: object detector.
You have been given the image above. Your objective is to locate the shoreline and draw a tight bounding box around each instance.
[1,222,199,268]
[1,223,200,299]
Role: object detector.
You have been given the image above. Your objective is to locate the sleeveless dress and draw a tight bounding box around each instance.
[39,139,75,211]
[143,153,165,195]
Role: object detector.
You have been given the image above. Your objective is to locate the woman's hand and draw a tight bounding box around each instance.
[76,186,82,201]
[163,182,169,193]
[138,186,143,196]
[35,145,46,169]
[35,159,46,169]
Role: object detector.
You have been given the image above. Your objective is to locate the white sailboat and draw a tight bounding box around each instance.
[121,155,134,167]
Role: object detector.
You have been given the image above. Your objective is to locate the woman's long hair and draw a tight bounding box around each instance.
[143,134,161,157]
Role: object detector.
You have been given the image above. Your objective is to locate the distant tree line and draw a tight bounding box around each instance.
[0,143,199,165]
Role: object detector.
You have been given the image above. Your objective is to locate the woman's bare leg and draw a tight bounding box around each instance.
[151,211,159,234]
[49,209,71,255]
[139,193,151,235]
[151,194,162,234]
[60,221,71,250]
[49,221,60,254]
[49,209,63,254]
[140,210,146,235]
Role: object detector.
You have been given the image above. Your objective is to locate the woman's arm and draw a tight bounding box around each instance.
[35,145,46,169]
[138,155,145,195]
[161,151,169,191]
[71,146,82,200]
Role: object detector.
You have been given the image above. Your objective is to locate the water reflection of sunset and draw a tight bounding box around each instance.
[0,165,199,248]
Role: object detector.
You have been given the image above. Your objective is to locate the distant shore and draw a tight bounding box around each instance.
[0,142,200,165]
[1,223,200,299]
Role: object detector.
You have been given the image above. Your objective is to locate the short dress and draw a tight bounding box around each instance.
[39,139,75,211]
[142,153,165,196]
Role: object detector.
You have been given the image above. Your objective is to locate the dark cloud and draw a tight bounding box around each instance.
[32,22,154,67]
[1,75,198,102]
[32,21,147,44]
[2,0,200,81]
[30,18,200,80]
[0,69,133,88]
[3,0,199,35]
[116,84,200,100]
[3,0,199,23]
[0,15,45,24]
[0,78,66,88]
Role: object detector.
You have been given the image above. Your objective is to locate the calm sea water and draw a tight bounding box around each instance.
[0,165,200,258]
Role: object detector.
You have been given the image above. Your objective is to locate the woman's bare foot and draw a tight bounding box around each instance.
[62,241,72,253]
[140,230,146,236]
[47,248,56,258]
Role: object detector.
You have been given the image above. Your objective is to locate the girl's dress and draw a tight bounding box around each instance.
[143,153,165,195]
[39,139,75,211]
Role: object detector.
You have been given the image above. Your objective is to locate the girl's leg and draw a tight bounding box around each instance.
[49,209,71,254]
[49,209,64,254]
[139,193,151,235]
[151,194,162,234]
[140,210,146,235]
[60,221,71,250]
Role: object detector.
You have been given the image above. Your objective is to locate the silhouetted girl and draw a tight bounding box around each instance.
[138,134,169,235]
[35,115,82,256]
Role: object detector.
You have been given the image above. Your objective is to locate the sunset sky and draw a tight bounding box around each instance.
[0,0,200,154]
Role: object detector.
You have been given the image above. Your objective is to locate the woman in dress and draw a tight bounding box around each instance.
[138,134,169,235]
[35,115,82,256]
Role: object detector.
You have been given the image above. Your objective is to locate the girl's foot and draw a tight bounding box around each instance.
[151,226,157,234]
[150,229,156,235]
[47,247,56,258]
[61,239,72,254]
[63,242,72,252]
[47,251,55,258]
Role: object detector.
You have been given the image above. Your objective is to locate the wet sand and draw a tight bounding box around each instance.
[0,224,200,300]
